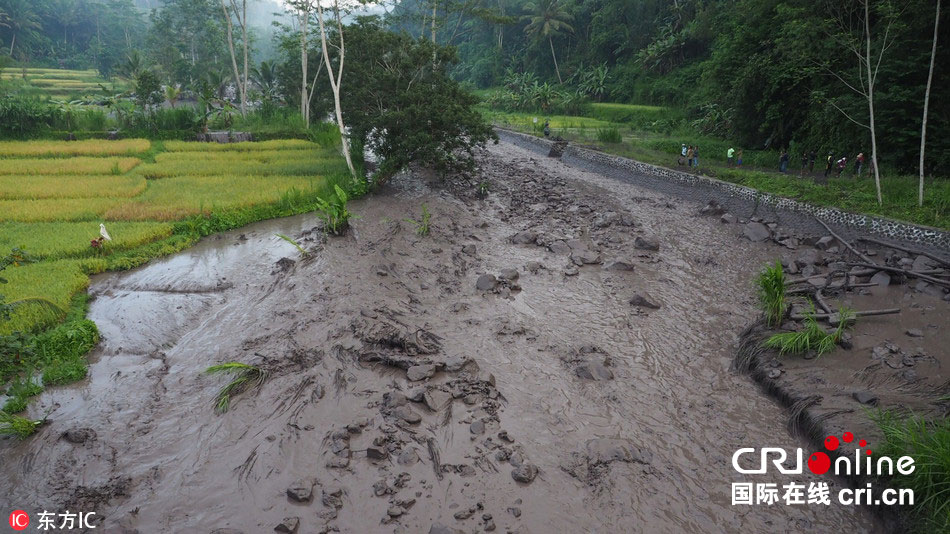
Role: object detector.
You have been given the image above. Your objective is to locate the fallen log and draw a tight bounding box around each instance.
[791,308,901,323]
[856,237,950,268]
[847,263,950,288]
[815,217,875,265]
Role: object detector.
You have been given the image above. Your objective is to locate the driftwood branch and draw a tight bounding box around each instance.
[791,308,901,321]
[848,262,950,288]
[815,217,875,264]
[855,237,950,268]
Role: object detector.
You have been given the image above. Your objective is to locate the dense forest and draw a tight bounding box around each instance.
[391,0,949,176]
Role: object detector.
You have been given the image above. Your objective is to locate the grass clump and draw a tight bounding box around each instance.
[596,127,623,144]
[275,233,308,257]
[0,410,43,439]
[872,411,950,532]
[205,362,267,414]
[757,261,787,327]
[315,185,353,236]
[405,204,432,236]
[763,307,854,357]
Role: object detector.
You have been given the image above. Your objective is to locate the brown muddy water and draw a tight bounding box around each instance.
[0,141,883,533]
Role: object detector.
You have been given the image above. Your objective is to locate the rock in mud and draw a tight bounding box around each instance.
[407,364,436,381]
[720,213,738,224]
[852,391,879,406]
[322,487,344,509]
[510,231,538,245]
[511,463,539,484]
[476,274,498,291]
[743,222,771,242]
[508,507,522,518]
[367,446,389,460]
[499,268,520,281]
[815,236,836,250]
[905,328,924,338]
[286,479,314,502]
[461,244,476,255]
[393,405,422,424]
[564,266,579,276]
[796,249,821,267]
[274,257,296,273]
[274,517,299,534]
[606,261,635,271]
[634,236,660,251]
[570,249,602,266]
[470,420,486,434]
[62,427,97,444]
[397,448,420,466]
[384,391,409,408]
[575,361,614,381]
[629,293,661,309]
[699,200,725,216]
[525,261,544,273]
[548,240,572,255]
[423,389,453,411]
[429,523,465,534]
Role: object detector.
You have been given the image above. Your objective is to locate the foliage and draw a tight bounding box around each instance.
[872,411,950,532]
[405,204,432,236]
[275,233,308,257]
[763,307,854,357]
[323,18,496,182]
[596,127,622,144]
[204,362,267,414]
[756,261,786,327]
[0,410,42,439]
[314,184,352,236]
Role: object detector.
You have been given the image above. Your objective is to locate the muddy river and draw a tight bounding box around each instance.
[0,141,882,532]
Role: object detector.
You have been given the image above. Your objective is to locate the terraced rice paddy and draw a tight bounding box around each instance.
[0,67,128,99]
[0,138,342,335]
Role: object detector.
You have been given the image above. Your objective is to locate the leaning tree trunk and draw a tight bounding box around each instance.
[549,36,562,84]
[9,33,15,56]
[317,0,357,179]
[920,0,940,207]
[220,0,246,117]
[300,8,310,129]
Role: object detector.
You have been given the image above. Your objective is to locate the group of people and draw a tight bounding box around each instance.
[679,143,703,167]
[782,149,869,178]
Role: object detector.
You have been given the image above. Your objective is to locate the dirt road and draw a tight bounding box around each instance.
[0,140,882,532]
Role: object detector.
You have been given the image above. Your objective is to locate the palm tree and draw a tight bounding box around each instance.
[250,60,280,102]
[165,84,182,108]
[522,0,574,84]
[119,50,145,79]
[3,0,41,56]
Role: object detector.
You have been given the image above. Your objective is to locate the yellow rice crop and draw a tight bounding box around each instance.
[153,148,327,163]
[103,174,326,221]
[0,139,150,157]
[0,197,122,222]
[0,157,141,175]
[0,221,173,260]
[136,156,346,179]
[0,175,146,200]
[164,139,315,152]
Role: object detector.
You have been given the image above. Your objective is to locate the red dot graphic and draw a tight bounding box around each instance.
[843,431,854,443]
[808,452,831,475]
[859,439,867,447]
[824,435,840,451]
[866,449,872,455]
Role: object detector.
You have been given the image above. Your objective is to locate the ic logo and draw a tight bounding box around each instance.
[8,510,29,531]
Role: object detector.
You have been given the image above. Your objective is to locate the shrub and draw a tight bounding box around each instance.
[756,261,786,327]
[314,185,353,236]
[596,127,622,144]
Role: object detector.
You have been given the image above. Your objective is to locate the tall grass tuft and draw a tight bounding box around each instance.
[405,204,432,236]
[314,185,353,236]
[763,307,854,357]
[0,410,43,439]
[872,411,950,532]
[204,362,267,414]
[275,233,308,257]
[596,127,623,144]
[757,261,787,327]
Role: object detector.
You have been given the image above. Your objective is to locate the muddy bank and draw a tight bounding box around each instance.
[0,140,884,532]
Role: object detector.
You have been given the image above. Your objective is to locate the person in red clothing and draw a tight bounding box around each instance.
[854,152,865,176]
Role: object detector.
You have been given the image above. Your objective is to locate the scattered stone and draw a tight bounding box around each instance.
[634,236,660,251]
[629,293,661,309]
[699,200,725,216]
[322,487,344,509]
[525,261,544,273]
[905,328,924,338]
[274,257,296,273]
[720,213,738,224]
[499,268,520,281]
[575,361,614,381]
[838,332,853,350]
[62,428,97,444]
[384,391,408,408]
[423,389,453,412]
[815,236,836,250]
[743,222,771,242]
[548,241,572,255]
[498,431,514,443]
[606,261,635,272]
[852,391,878,406]
[286,480,314,502]
[274,517,299,534]
[454,508,474,520]
[461,244,476,255]
[387,506,404,517]
[912,255,937,272]
[366,446,389,460]
[393,405,422,424]
[470,420,486,435]
[508,507,522,518]
[407,364,436,382]
[570,249,601,265]
[476,274,498,291]
[429,523,465,534]
[795,249,821,268]
[484,520,496,531]
[564,266,579,276]
[511,463,539,484]
[510,231,538,245]
[767,368,782,379]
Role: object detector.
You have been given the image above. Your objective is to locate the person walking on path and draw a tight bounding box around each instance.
[808,150,817,172]
[727,147,735,167]
[835,156,848,177]
[543,120,551,138]
[824,152,834,177]
[854,152,865,176]
[779,149,790,173]
[800,151,808,175]
[680,143,687,165]
[692,146,700,167]
[686,146,694,167]
[736,149,744,167]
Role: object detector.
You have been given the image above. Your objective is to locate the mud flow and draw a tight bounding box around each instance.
[1,140,885,532]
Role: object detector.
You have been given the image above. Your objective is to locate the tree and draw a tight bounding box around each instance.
[134,69,163,112]
[315,0,356,178]
[2,0,41,56]
[287,0,319,128]
[919,0,940,207]
[219,0,250,117]
[337,18,496,182]
[522,0,573,83]
[251,60,281,102]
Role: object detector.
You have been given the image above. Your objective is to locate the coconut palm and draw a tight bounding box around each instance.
[522,0,574,84]
[3,0,42,56]
[164,84,182,108]
[250,60,280,102]
[119,50,145,79]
